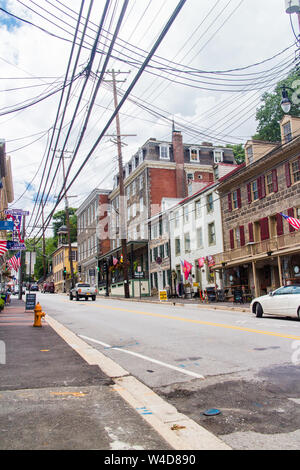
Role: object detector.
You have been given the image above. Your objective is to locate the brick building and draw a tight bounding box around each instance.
[77,188,110,286]
[214,115,300,300]
[99,129,236,297]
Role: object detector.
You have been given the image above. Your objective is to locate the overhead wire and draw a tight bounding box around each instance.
[28,0,118,239]
[26,0,87,237]
[32,0,188,242]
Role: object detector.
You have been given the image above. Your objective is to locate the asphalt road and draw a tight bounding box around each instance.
[34,292,300,450]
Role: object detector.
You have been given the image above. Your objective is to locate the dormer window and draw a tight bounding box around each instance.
[139,148,143,164]
[214,150,223,163]
[190,148,199,162]
[283,121,292,143]
[159,144,170,160]
[246,146,253,164]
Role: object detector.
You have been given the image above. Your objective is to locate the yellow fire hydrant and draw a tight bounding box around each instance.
[33,302,45,327]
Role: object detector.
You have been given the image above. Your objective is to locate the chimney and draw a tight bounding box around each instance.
[172,130,186,198]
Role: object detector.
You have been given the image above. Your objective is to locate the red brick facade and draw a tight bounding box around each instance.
[148,168,178,217]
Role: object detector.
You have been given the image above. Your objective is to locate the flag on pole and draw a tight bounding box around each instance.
[280,213,300,231]
[0,241,8,257]
[181,259,192,280]
[7,251,21,272]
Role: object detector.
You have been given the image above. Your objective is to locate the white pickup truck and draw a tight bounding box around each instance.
[69,283,97,301]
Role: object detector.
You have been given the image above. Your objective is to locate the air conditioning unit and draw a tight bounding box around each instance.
[285,0,300,14]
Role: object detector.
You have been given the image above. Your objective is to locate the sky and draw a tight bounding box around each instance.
[0,0,298,239]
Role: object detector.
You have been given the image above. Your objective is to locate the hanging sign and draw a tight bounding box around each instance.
[7,241,26,251]
[0,221,14,230]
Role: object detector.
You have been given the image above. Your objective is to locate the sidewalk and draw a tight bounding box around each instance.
[0,298,230,451]
[101,294,252,312]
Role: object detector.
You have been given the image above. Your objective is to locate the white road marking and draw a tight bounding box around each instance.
[79,334,205,379]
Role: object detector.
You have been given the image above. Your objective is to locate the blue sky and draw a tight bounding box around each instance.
[0,1,21,31]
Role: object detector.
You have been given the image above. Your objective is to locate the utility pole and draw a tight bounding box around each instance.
[41,203,46,281]
[18,215,26,300]
[105,69,133,299]
[55,150,75,290]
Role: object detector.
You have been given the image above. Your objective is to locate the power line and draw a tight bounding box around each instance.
[33,0,188,241]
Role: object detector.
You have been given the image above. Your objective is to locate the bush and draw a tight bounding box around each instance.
[0,298,5,311]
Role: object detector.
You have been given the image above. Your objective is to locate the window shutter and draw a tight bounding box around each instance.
[229,229,234,249]
[260,217,270,241]
[272,169,278,193]
[248,222,254,242]
[276,213,284,236]
[240,225,245,246]
[227,193,232,212]
[247,183,252,204]
[237,188,242,208]
[261,175,266,198]
[285,162,291,187]
[257,176,266,199]
[288,207,295,232]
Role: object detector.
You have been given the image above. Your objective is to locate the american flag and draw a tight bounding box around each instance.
[0,241,8,257]
[280,213,300,231]
[7,251,21,272]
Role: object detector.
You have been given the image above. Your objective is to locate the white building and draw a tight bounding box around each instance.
[169,182,223,293]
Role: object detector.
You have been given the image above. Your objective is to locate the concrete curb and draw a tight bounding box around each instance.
[97,295,251,313]
[46,314,231,451]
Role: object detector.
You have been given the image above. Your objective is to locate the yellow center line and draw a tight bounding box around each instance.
[88,302,300,341]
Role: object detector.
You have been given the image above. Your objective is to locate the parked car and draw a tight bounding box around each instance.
[30,284,39,291]
[251,285,300,319]
[43,282,55,293]
[70,283,96,301]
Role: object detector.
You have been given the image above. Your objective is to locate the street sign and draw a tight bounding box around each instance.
[25,293,36,311]
[159,290,168,301]
[135,271,144,278]
[7,241,26,250]
[5,209,29,216]
[0,221,14,230]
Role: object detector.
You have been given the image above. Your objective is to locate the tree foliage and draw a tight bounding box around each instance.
[226,144,245,164]
[253,68,300,142]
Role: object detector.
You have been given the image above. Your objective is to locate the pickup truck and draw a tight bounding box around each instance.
[69,283,97,301]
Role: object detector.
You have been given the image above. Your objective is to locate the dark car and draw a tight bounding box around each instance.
[30,284,39,291]
[43,282,55,293]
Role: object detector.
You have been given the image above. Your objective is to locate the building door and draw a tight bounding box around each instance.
[258,265,271,296]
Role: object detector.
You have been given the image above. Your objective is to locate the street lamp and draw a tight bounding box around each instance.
[281,85,292,113]
[285,0,300,14]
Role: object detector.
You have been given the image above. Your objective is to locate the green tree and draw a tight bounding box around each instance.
[226,144,245,164]
[26,237,57,281]
[253,68,300,142]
